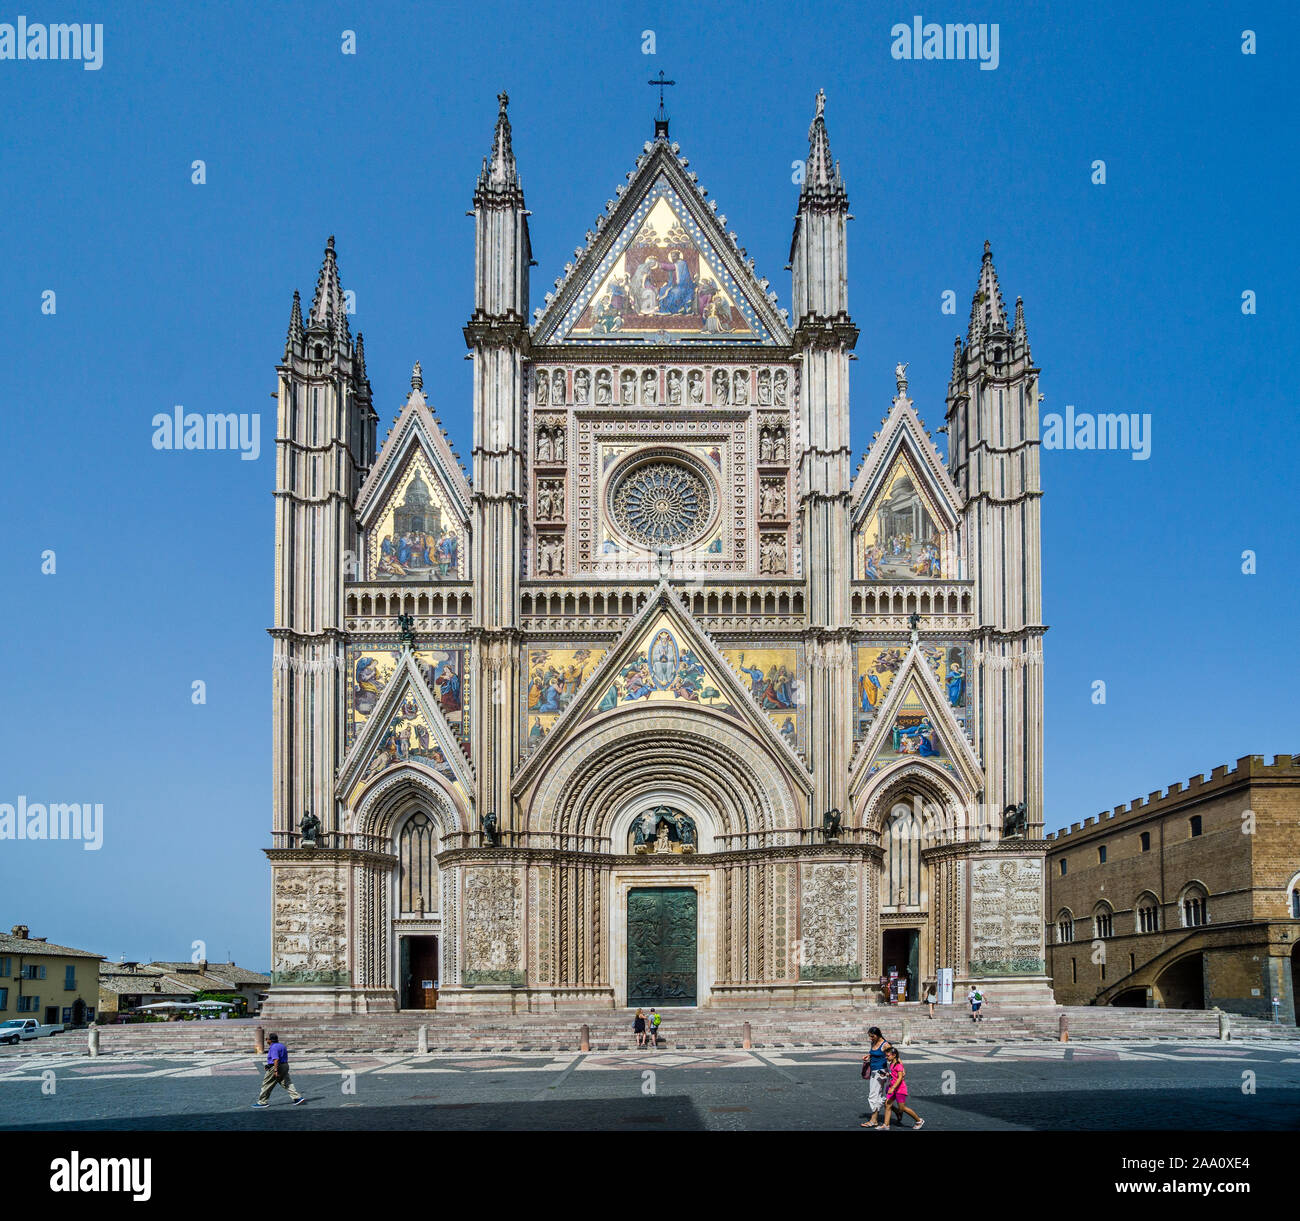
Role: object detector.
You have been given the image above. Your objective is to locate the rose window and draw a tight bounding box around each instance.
[610,460,712,548]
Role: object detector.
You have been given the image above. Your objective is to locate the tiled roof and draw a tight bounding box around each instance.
[0,933,103,960]
[147,962,270,987]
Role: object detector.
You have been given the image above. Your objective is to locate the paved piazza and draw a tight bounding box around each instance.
[3,1041,1297,1131]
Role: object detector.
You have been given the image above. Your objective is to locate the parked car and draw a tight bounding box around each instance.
[0,1018,64,1044]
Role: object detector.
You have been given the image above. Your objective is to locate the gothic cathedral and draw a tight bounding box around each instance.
[264,93,1052,1015]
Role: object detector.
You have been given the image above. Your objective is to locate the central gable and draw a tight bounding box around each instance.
[533,143,789,348]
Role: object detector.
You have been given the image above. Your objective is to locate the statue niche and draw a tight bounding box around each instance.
[630,805,697,855]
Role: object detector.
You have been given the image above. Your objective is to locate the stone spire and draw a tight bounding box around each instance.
[354,330,368,379]
[308,235,347,334]
[476,90,521,200]
[284,289,304,359]
[1013,295,1032,361]
[970,239,1008,336]
[799,89,847,209]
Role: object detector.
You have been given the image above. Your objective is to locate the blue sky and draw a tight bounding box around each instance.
[1,1,1295,968]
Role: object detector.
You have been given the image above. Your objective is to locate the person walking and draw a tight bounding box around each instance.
[879,1047,924,1130]
[251,1032,306,1108]
[967,985,985,1023]
[633,1009,647,1049]
[648,1008,662,1049]
[859,1026,894,1128]
[925,984,937,1018]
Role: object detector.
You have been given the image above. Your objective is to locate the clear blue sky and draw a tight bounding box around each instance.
[1,1,1295,969]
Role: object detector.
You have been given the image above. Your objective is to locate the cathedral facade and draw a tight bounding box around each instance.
[264,93,1052,1015]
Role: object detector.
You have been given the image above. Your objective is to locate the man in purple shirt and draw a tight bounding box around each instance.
[251,1033,306,1108]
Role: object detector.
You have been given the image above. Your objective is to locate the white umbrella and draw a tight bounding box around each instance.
[132,1001,190,1011]
[190,1001,236,1010]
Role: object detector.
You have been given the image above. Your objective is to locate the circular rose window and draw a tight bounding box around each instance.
[609,458,713,549]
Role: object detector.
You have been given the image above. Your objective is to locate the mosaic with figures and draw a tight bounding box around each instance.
[346,645,467,748]
[856,456,944,580]
[721,646,802,752]
[588,620,735,718]
[367,453,465,581]
[856,643,966,738]
[523,646,607,745]
[864,677,957,778]
[553,178,772,344]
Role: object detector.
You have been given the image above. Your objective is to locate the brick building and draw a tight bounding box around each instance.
[1045,754,1300,1022]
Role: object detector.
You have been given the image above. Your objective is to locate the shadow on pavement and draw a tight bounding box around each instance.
[1,1095,707,1132]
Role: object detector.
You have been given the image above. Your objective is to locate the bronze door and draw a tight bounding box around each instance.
[627,887,697,1007]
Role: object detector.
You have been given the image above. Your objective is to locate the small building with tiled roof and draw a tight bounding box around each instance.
[1,924,103,1027]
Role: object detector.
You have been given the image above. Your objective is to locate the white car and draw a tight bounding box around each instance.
[0,1018,64,1044]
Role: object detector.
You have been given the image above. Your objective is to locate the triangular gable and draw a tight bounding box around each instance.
[355,384,471,582]
[356,381,472,525]
[850,642,982,795]
[851,397,963,582]
[852,395,962,527]
[532,142,790,347]
[514,584,811,790]
[338,648,474,809]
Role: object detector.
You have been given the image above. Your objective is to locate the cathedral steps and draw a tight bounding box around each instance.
[76,1006,1299,1055]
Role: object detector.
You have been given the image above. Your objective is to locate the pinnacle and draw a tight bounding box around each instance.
[309,235,347,334]
[799,89,847,208]
[477,89,521,197]
[284,289,304,357]
[970,239,1007,335]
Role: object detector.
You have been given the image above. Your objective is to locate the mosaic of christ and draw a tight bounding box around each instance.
[572,196,752,338]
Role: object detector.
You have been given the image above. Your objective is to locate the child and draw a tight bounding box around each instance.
[879,1047,924,1130]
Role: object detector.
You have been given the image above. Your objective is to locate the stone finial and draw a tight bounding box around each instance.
[894,361,909,398]
[411,361,423,392]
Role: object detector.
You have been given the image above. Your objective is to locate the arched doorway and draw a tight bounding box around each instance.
[1292,944,1299,1024]
[395,809,441,1009]
[1155,954,1205,1010]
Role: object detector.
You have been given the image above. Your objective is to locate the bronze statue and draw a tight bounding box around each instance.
[300,809,321,846]
[481,811,500,847]
[398,613,417,649]
[823,808,842,840]
[1002,801,1028,839]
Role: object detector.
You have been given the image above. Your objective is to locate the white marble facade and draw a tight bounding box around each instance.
[263,93,1052,1015]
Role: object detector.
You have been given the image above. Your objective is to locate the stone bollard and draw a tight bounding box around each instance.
[742,1021,752,1050]
[87,1023,100,1058]
[417,1025,428,1055]
[255,1026,266,1054]
[1217,1008,1230,1042]
[1059,1013,1069,1043]
[901,1018,911,1046]
[580,1023,590,1052]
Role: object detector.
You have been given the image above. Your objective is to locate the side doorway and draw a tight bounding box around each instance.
[400,936,440,1010]
[881,928,920,1000]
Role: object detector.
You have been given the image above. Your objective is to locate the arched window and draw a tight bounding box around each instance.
[882,804,923,908]
[1180,883,1209,928]
[1093,902,1113,940]
[1056,909,1074,944]
[1135,893,1160,934]
[397,811,439,915]
[1286,872,1300,919]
